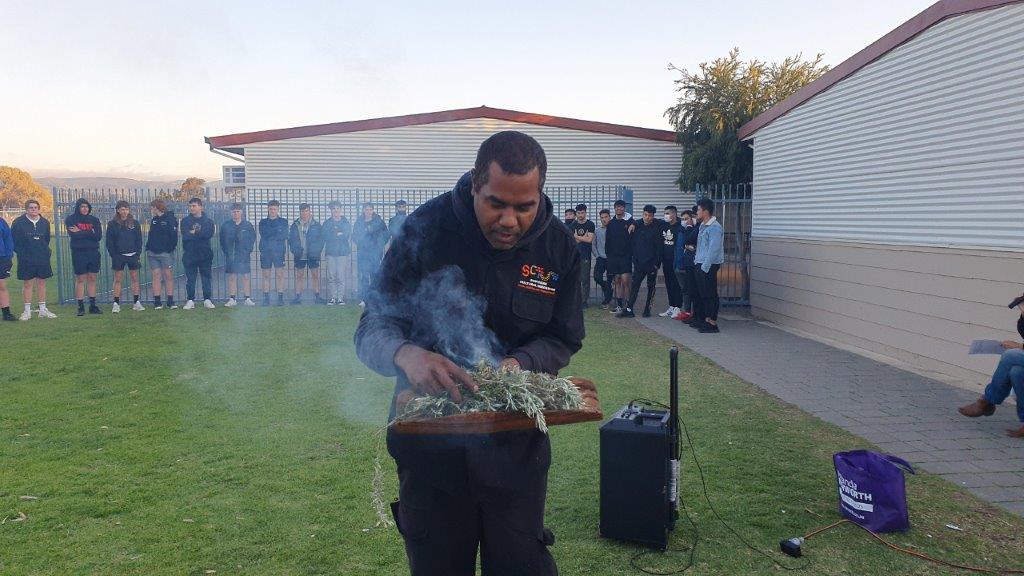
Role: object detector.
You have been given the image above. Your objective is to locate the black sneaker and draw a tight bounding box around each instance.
[77,307,85,317]
[699,324,720,333]
[263,295,271,307]
[291,295,302,305]
[616,308,635,318]
[314,295,327,305]
[276,295,285,307]
[641,308,652,318]
[89,304,102,314]
[2,313,15,322]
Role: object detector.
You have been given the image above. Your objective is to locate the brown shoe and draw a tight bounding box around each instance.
[1007,425,1024,438]
[958,397,995,417]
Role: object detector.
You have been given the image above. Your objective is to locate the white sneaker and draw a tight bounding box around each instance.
[225,297,237,307]
[38,307,57,319]
[658,307,674,317]
[169,303,179,309]
[155,303,164,310]
[19,309,31,321]
[339,299,346,305]
[183,300,195,310]
[327,298,336,306]
[133,301,145,311]
[610,306,622,314]
[358,300,366,307]
[243,297,256,307]
[111,302,121,314]
[203,299,216,309]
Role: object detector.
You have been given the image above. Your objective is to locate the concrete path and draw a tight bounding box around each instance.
[629,303,1024,516]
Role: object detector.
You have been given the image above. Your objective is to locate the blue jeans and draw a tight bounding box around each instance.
[983,348,1024,422]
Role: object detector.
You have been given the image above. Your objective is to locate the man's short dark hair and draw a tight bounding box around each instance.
[697,197,715,215]
[231,202,243,211]
[328,200,342,209]
[575,203,587,212]
[299,203,311,211]
[395,199,407,207]
[599,209,610,216]
[25,199,39,210]
[189,197,203,206]
[681,209,693,217]
[643,204,657,214]
[614,199,627,207]
[471,131,547,192]
[363,202,374,209]
[664,205,677,212]
[691,205,698,213]
[565,208,576,215]
[268,199,280,207]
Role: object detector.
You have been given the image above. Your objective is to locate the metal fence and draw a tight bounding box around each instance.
[52,185,632,304]
[694,183,752,306]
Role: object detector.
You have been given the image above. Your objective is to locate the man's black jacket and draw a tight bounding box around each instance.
[355,173,584,410]
[631,217,663,270]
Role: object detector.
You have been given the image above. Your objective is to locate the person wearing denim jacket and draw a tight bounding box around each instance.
[693,197,724,333]
[959,306,1024,437]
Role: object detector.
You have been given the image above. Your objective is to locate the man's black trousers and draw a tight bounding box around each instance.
[387,429,558,576]
[695,264,721,321]
[358,256,381,301]
[593,257,613,304]
[661,252,682,308]
[184,258,212,301]
[627,264,658,313]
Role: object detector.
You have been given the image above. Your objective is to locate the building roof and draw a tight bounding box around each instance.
[206,106,678,151]
[737,0,1021,140]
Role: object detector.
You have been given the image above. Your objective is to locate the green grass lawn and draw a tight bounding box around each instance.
[2,306,1023,575]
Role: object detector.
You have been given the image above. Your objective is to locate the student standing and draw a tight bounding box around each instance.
[322,200,352,305]
[146,198,178,309]
[388,199,408,243]
[657,205,684,318]
[180,197,216,310]
[592,209,614,309]
[106,200,145,313]
[220,202,256,307]
[64,198,103,316]
[351,202,389,307]
[672,209,699,321]
[618,204,662,318]
[563,208,576,229]
[570,203,595,308]
[11,199,56,320]
[604,199,634,314]
[258,199,289,306]
[0,216,15,321]
[288,203,325,305]
[693,198,725,333]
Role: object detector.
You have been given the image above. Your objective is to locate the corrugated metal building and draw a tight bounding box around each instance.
[205,106,684,211]
[738,0,1024,383]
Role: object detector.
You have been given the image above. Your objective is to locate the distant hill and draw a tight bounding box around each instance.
[36,177,225,191]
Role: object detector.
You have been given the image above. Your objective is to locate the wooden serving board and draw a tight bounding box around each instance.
[391,377,602,435]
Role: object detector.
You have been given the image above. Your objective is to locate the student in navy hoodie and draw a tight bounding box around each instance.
[220,202,256,307]
[106,200,145,313]
[351,202,389,307]
[258,199,289,306]
[146,198,178,309]
[179,197,216,309]
[11,199,56,320]
[288,203,325,305]
[65,198,103,316]
[0,216,15,321]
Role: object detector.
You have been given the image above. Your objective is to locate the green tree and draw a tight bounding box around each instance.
[0,166,53,217]
[666,48,829,189]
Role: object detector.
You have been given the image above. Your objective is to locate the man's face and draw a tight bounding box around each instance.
[189,202,202,217]
[117,206,130,219]
[363,206,374,219]
[26,203,40,218]
[697,207,708,222]
[683,213,694,226]
[151,206,160,217]
[79,204,89,215]
[576,209,586,222]
[232,208,242,222]
[664,209,677,224]
[331,207,342,219]
[268,204,279,218]
[642,211,654,225]
[565,211,575,221]
[599,212,611,227]
[396,204,407,214]
[614,205,625,217]
[300,208,311,223]
[472,162,541,251]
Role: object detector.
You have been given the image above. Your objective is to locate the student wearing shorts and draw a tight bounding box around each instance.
[0,216,15,321]
[288,203,325,305]
[146,198,178,309]
[106,200,144,313]
[65,198,103,316]
[258,199,289,306]
[220,202,256,307]
[11,199,56,320]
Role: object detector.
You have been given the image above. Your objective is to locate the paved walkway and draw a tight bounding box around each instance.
[632,303,1024,517]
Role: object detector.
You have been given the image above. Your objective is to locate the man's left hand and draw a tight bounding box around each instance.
[500,357,521,370]
[1001,340,1021,350]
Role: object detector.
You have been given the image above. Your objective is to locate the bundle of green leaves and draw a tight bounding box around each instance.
[396,360,584,433]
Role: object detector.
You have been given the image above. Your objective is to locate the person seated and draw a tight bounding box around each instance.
[959,307,1024,438]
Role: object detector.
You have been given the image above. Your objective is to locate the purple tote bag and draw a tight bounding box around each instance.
[833,450,915,533]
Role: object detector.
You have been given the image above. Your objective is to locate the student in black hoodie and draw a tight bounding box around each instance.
[657,205,684,318]
[146,198,178,309]
[258,199,289,306]
[11,199,56,320]
[355,131,581,576]
[617,204,662,318]
[351,202,389,307]
[180,197,216,310]
[106,200,145,313]
[65,198,103,316]
[288,203,325,305]
[220,202,256,307]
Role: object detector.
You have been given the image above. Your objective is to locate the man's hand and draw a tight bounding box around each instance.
[393,344,478,403]
[1002,340,1021,350]
[68,226,79,233]
[628,224,635,234]
[500,357,521,370]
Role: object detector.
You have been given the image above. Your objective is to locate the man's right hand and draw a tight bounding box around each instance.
[393,344,478,403]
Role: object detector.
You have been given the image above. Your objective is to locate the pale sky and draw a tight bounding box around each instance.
[1,0,933,181]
